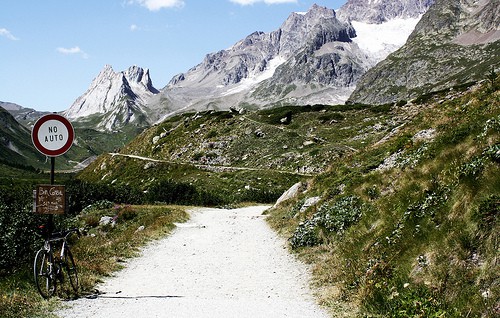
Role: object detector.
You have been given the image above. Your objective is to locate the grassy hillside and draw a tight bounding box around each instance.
[267,78,499,316]
[0,107,47,168]
[78,102,401,205]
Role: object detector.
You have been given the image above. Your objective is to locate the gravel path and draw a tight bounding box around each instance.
[57,206,329,318]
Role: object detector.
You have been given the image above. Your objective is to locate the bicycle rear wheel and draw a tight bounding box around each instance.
[34,249,56,299]
[64,248,79,294]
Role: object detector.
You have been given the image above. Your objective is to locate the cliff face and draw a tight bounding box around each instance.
[336,0,434,23]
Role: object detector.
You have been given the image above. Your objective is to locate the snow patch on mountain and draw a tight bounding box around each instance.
[221,55,287,96]
[352,16,421,65]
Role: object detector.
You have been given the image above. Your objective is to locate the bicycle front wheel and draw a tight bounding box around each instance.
[34,249,56,299]
[64,248,79,294]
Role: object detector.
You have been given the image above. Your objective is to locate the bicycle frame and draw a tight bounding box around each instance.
[34,228,80,299]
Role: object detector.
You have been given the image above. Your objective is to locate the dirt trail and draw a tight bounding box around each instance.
[58,206,329,318]
[109,153,315,177]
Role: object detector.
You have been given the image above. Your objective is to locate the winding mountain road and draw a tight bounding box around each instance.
[109,152,316,176]
[57,206,329,318]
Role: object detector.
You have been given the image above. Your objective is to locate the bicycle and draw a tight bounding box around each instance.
[33,227,81,299]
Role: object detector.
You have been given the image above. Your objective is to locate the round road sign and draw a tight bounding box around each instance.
[32,114,75,157]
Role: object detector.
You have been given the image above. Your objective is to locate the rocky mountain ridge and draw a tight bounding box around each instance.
[63,65,158,131]
[0,105,46,167]
[0,101,50,127]
[348,0,500,105]
[336,0,435,23]
[26,1,433,129]
[153,4,355,118]
[152,1,427,119]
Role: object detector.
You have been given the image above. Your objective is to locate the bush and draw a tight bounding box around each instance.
[363,282,449,317]
[290,218,322,248]
[81,200,114,214]
[318,112,345,123]
[65,179,115,215]
[65,180,144,214]
[146,179,226,206]
[290,196,365,248]
[237,188,282,204]
[0,185,46,273]
[114,204,137,222]
[0,179,147,273]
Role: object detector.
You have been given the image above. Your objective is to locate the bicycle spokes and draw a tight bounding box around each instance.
[65,249,79,294]
[34,249,57,299]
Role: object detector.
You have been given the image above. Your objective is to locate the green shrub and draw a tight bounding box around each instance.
[459,156,485,180]
[114,204,138,222]
[206,129,218,138]
[483,143,500,163]
[65,179,116,214]
[363,282,449,317]
[237,188,282,204]
[0,185,46,273]
[365,185,380,200]
[146,179,227,206]
[290,196,365,248]
[318,112,345,123]
[290,218,322,247]
[81,214,100,228]
[192,152,204,161]
[81,200,114,214]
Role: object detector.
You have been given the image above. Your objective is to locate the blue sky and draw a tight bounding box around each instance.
[1,0,346,112]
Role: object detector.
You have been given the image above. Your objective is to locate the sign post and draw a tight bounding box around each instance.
[31,114,74,232]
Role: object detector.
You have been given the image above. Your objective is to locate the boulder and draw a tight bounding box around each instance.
[273,182,306,207]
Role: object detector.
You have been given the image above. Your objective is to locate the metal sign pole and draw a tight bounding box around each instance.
[48,157,55,234]
[50,157,55,185]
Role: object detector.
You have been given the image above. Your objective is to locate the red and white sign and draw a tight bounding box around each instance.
[32,114,74,157]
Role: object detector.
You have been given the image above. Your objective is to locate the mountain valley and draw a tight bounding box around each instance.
[0,0,499,316]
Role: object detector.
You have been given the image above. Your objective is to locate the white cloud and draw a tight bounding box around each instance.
[56,46,89,59]
[130,24,139,31]
[229,0,297,5]
[0,28,19,41]
[130,0,185,11]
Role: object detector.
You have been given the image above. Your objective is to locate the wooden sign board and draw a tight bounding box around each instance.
[33,185,66,215]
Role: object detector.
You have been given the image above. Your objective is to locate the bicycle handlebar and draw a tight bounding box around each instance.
[49,228,81,240]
